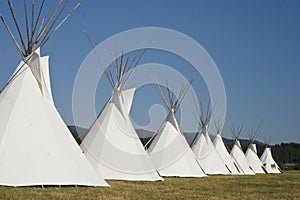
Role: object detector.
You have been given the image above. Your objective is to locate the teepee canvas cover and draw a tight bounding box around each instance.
[191,103,231,175]
[213,134,242,174]
[192,126,231,175]
[230,126,254,175]
[148,111,206,177]
[147,80,206,177]
[245,144,265,174]
[0,49,108,186]
[245,125,265,174]
[0,1,108,186]
[81,88,162,181]
[260,147,281,174]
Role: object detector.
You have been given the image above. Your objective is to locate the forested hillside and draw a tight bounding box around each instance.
[225,141,300,169]
[70,127,299,169]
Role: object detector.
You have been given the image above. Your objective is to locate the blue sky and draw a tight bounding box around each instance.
[0,0,299,144]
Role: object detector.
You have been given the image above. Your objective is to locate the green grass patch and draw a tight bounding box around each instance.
[0,171,299,200]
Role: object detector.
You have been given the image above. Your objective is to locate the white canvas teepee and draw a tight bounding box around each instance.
[245,125,265,174]
[212,121,242,175]
[0,0,108,186]
[260,139,281,174]
[147,80,206,177]
[191,103,231,175]
[230,126,255,175]
[80,47,162,181]
[245,144,265,174]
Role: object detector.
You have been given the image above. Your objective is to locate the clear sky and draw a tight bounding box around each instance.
[0,0,299,144]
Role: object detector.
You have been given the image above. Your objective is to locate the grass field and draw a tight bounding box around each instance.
[0,171,299,200]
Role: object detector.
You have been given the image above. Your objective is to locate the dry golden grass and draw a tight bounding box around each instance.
[0,171,299,200]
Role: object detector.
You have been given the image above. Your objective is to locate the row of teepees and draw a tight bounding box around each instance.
[79,42,281,180]
[230,125,281,174]
[190,102,280,176]
[0,1,280,187]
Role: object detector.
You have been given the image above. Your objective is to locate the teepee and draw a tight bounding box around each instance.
[0,1,108,186]
[191,103,231,175]
[212,120,242,175]
[230,125,255,175]
[245,124,265,174]
[147,80,206,177]
[260,138,281,174]
[80,40,162,181]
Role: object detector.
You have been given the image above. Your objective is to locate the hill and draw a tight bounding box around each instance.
[69,126,299,168]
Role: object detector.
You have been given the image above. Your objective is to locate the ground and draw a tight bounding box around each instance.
[0,171,299,200]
